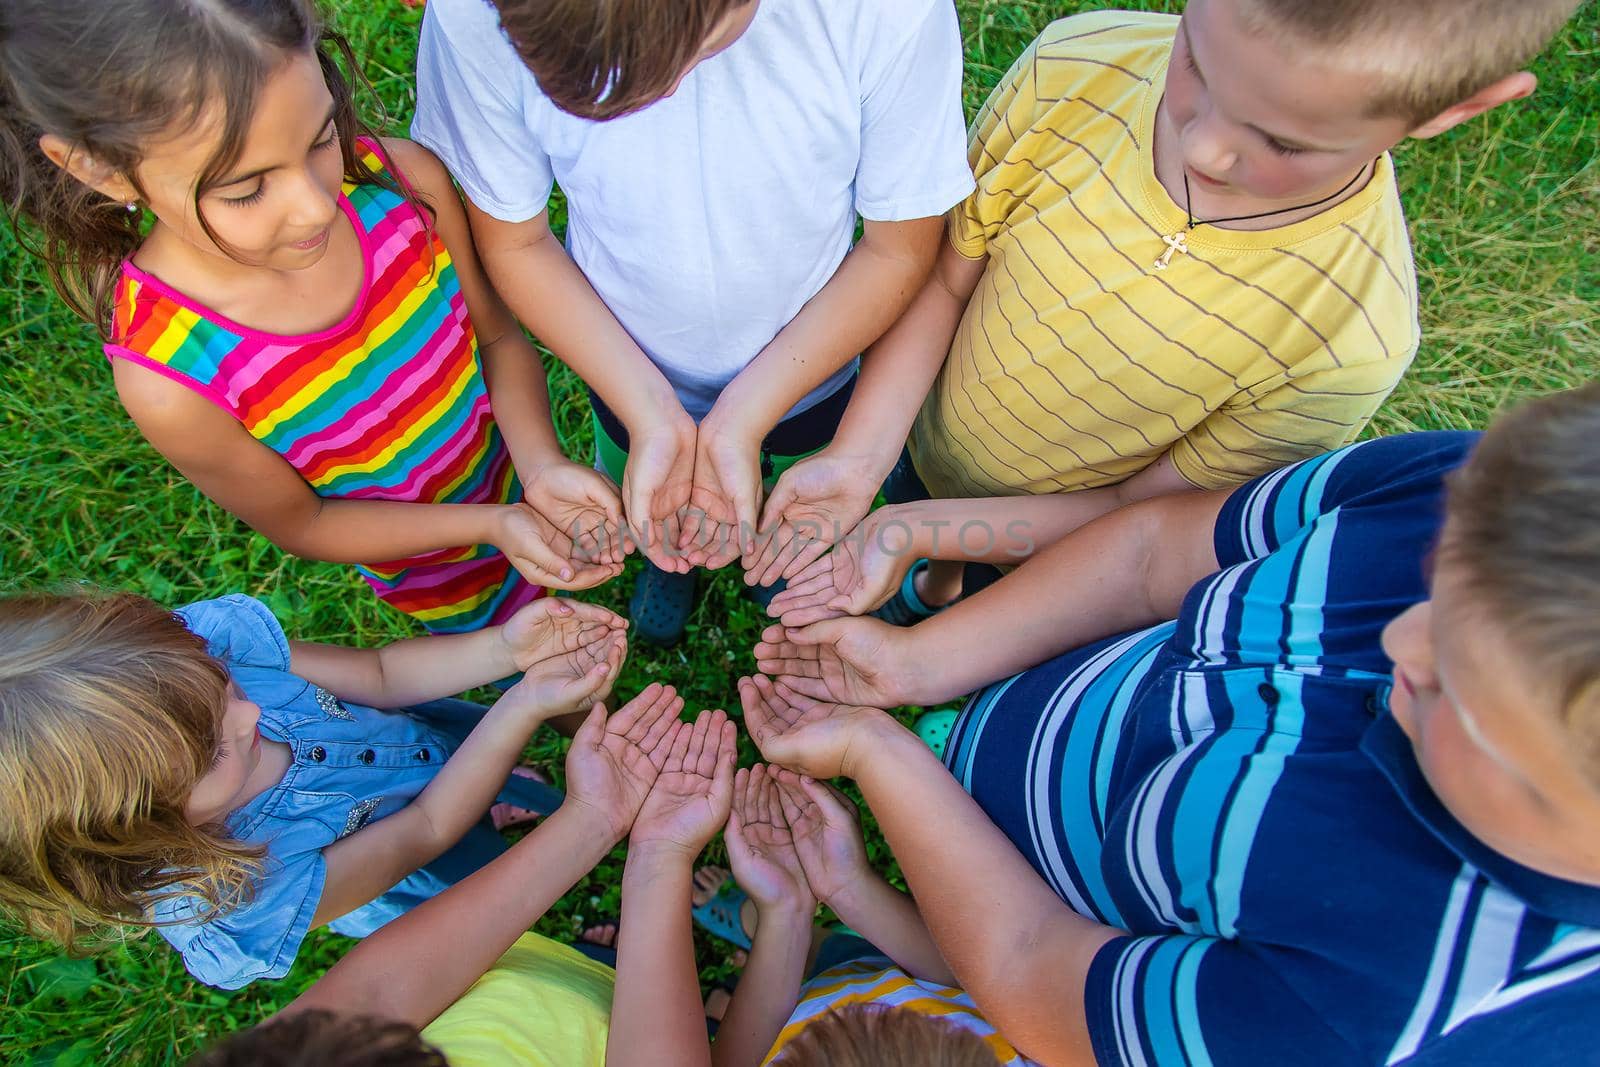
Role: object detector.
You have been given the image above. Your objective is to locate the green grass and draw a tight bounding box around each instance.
[2,1,1597,1063]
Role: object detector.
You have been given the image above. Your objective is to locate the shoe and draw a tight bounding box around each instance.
[630,561,696,646]
[743,575,788,612]
[914,709,961,761]
[871,559,942,627]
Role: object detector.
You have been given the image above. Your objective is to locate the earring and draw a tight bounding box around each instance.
[125,201,138,213]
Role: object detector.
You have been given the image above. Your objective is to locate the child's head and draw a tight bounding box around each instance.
[773,1003,1003,1067]
[1164,0,1580,204]
[491,0,761,119]
[0,0,394,336]
[189,1011,446,1067]
[1382,383,1600,886]
[0,591,262,948]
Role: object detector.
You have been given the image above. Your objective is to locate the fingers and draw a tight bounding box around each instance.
[778,535,834,582]
[571,701,608,749]
[756,477,797,543]
[775,601,848,628]
[559,598,628,629]
[611,682,673,737]
[754,526,813,588]
[726,766,750,843]
[661,709,694,774]
[797,772,856,826]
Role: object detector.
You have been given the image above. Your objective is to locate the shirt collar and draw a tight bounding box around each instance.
[1362,693,1600,928]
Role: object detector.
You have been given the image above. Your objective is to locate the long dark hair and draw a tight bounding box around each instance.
[0,0,410,339]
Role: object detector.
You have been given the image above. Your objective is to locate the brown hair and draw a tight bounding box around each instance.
[774,1003,1003,1067]
[0,0,407,339]
[1234,0,1583,124]
[1444,383,1600,782]
[491,0,753,119]
[188,1011,447,1067]
[0,591,262,950]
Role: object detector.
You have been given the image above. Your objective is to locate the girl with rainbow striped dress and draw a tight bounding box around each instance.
[28,34,625,635]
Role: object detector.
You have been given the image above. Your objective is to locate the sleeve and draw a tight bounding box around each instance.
[1210,431,1480,570]
[409,0,556,223]
[1085,935,1360,1066]
[946,37,1045,259]
[853,0,976,222]
[175,594,291,670]
[151,850,327,990]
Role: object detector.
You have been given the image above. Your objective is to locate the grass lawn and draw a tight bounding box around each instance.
[2,1,1596,1063]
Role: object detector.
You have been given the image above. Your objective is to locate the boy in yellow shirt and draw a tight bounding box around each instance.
[754,0,1581,620]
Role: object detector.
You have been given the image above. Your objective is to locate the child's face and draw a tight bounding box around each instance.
[1161,0,1415,205]
[1381,551,1600,886]
[129,50,346,270]
[184,682,267,826]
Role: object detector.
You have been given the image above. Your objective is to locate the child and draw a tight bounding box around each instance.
[411,0,975,644]
[759,0,1582,621]
[0,589,626,989]
[609,753,1027,1066]
[0,0,626,637]
[746,383,1600,1063]
[186,688,692,1067]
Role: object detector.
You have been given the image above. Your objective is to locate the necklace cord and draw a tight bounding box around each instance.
[1181,160,1373,231]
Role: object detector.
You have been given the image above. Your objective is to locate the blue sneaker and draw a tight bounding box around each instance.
[872,559,942,627]
[630,561,696,646]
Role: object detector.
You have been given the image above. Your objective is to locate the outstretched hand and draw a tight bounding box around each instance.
[494,503,621,590]
[564,683,685,842]
[752,617,909,709]
[738,673,889,781]
[765,511,916,626]
[493,599,628,718]
[724,764,815,916]
[522,458,630,570]
[771,768,871,907]
[620,417,698,574]
[631,707,738,855]
[681,423,762,570]
[742,449,880,589]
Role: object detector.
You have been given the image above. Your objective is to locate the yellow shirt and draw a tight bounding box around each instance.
[909,12,1419,497]
[764,959,1036,1066]
[420,933,612,1067]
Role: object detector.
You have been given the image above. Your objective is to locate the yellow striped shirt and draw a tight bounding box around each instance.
[763,959,1037,1065]
[909,12,1419,497]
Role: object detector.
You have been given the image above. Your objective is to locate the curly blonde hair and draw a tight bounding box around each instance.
[0,591,263,949]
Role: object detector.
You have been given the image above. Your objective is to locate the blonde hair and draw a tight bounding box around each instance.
[1234,0,1582,124]
[773,1003,1003,1067]
[1443,383,1600,785]
[0,591,262,949]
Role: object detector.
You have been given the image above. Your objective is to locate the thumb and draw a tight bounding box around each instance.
[757,475,797,535]
[786,617,848,648]
[572,701,608,747]
[800,774,854,826]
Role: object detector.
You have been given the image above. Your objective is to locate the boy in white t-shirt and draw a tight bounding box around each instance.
[412,0,974,645]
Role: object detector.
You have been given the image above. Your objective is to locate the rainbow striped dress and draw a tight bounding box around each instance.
[104,142,542,633]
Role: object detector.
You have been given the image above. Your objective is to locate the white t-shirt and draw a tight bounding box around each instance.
[412,0,975,421]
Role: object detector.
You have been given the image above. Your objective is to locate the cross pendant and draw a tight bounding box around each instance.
[1153,230,1189,271]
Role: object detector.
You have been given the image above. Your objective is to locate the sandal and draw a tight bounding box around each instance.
[692,878,753,951]
[490,766,552,832]
[914,709,960,761]
[630,560,696,647]
[871,559,942,627]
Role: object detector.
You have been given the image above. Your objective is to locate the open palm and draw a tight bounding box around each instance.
[564,684,685,841]
[752,618,906,708]
[744,449,881,588]
[632,708,737,854]
[737,673,887,781]
[725,764,815,913]
[771,768,869,905]
[499,597,627,672]
[766,513,913,625]
[523,459,628,569]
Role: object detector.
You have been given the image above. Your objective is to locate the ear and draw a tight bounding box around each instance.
[1407,71,1538,140]
[37,133,140,203]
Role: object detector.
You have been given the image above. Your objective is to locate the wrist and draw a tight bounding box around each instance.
[547,800,627,857]
[750,897,816,934]
[698,402,769,449]
[848,711,928,785]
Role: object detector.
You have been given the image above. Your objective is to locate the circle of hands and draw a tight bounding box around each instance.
[502,423,912,624]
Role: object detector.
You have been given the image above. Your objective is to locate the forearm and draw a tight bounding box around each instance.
[286,803,616,1028]
[480,331,568,482]
[472,217,685,432]
[268,497,501,566]
[710,907,812,1067]
[289,625,517,708]
[825,873,955,986]
[612,845,713,1067]
[850,719,1115,1063]
[900,488,1227,705]
[707,222,942,442]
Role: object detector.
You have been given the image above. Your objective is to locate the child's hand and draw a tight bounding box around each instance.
[752,618,910,709]
[523,459,630,569]
[493,504,620,590]
[725,764,816,917]
[743,448,881,588]
[499,596,628,672]
[770,768,869,906]
[630,708,737,856]
[564,684,685,842]
[620,416,698,574]
[765,510,914,626]
[681,419,762,570]
[494,622,626,723]
[738,674,890,781]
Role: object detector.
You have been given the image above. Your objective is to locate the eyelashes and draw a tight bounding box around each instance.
[218,124,339,208]
[1182,48,1308,158]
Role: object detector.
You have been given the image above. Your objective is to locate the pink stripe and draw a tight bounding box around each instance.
[339,399,492,501]
[104,345,241,420]
[281,313,470,468]
[375,553,490,592]
[117,195,376,346]
[224,338,305,397]
[489,580,546,624]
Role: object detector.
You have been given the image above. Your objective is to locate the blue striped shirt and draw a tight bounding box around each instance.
[945,433,1600,1065]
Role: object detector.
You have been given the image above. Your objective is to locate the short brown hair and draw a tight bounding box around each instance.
[491,0,752,119]
[773,1003,1003,1067]
[188,1011,446,1067]
[1444,383,1600,782]
[0,591,262,949]
[1234,0,1583,124]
